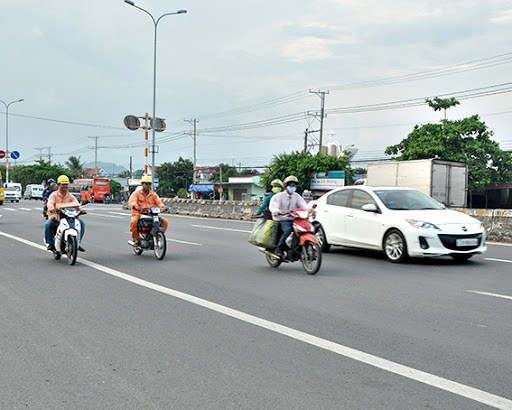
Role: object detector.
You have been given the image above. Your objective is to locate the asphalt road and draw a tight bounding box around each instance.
[1,201,511,409]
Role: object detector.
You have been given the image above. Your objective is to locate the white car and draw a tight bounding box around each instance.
[312,186,486,263]
[4,184,22,203]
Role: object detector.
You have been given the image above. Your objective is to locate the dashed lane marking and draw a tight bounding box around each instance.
[192,224,251,233]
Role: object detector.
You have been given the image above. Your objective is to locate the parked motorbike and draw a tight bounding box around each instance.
[50,203,86,266]
[130,207,167,260]
[258,208,322,275]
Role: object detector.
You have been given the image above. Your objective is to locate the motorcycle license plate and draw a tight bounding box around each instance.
[456,238,478,247]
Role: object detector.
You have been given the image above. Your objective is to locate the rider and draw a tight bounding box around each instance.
[45,175,86,252]
[128,175,169,246]
[269,175,313,258]
[253,179,283,219]
[42,178,58,219]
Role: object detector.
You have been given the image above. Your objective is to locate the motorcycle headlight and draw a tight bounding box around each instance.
[406,219,440,230]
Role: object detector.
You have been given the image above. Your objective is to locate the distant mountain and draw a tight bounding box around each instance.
[83,161,127,176]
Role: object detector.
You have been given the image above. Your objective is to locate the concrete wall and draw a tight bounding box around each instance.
[124,198,512,243]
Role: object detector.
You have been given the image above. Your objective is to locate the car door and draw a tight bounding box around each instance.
[345,190,383,249]
[320,189,352,245]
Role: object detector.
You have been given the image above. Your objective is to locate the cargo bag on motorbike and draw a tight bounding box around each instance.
[248,219,278,249]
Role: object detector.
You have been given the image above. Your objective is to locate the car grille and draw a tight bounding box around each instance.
[438,233,483,251]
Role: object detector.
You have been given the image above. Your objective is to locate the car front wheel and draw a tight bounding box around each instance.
[314,224,331,252]
[383,229,408,263]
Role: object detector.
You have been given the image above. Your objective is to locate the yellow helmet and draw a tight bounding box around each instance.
[57,175,70,185]
[140,175,152,184]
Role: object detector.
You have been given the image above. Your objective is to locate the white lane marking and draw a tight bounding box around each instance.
[85,212,123,219]
[109,212,131,216]
[1,231,511,409]
[19,207,32,211]
[467,290,512,301]
[192,224,251,233]
[485,257,512,264]
[167,238,202,246]
[2,207,16,211]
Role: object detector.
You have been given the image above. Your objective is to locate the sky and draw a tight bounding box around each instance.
[1,0,512,174]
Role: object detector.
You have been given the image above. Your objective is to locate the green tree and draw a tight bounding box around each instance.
[425,96,460,119]
[65,155,85,176]
[385,102,512,193]
[157,157,193,196]
[9,160,69,187]
[109,179,122,199]
[262,151,351,192]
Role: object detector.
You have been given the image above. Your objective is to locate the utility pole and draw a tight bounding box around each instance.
[88,136,99,174]
[309,89,329,152]
[185,119,199,183]
[35,147,46,161]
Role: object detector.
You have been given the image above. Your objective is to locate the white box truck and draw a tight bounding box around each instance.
[365,159,468,207]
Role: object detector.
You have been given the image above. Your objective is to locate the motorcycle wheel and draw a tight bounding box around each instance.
[66,236,78,265]
[301,242,321,275]
[153,231,167,260]
[265,252,282,268]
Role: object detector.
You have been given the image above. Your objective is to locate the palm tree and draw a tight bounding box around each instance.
[65,155,85,177]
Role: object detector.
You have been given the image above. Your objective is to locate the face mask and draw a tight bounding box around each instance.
[286,186,297,194]
[271,187,282,194]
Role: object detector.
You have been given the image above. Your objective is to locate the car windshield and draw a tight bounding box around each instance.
[374,189,444,210]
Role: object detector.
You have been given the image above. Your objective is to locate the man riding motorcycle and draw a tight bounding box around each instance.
[45,175,86,252]
[128,175,169,247]
[269,175,314,258]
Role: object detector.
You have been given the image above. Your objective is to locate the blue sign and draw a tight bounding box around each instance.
[153,176,159,189]
[10,150,20,159]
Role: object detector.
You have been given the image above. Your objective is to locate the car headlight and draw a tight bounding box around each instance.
[406,219,440,230]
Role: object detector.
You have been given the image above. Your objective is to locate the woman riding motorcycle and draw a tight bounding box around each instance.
[253,179,283,219]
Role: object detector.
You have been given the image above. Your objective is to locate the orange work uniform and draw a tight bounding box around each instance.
[128,188,169,239]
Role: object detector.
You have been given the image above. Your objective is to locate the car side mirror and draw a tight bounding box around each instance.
[362,203,380,213]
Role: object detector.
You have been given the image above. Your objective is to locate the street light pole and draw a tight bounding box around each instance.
[0,98,24,184]
[124,1,187,190]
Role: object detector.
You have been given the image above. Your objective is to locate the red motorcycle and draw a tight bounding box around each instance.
[260,208,322,275]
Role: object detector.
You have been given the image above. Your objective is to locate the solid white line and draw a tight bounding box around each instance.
[467,290,512,301]
[167,238,202,246]
[485,257,512,264]
[1,230,511,409]
[192,224,251,233]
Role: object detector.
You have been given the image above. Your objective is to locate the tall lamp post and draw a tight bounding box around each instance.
[124,0,187,190]
[1,98,24,184]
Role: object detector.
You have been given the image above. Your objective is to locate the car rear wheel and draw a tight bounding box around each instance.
[383,229,408,263]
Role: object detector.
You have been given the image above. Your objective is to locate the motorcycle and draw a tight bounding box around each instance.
[50,203,86,266]
[258,208,322,275]
[130,207,167,260]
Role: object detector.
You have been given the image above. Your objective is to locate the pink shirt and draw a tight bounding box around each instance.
[47,190,79,218]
